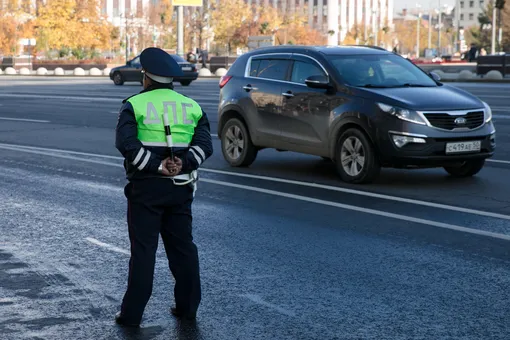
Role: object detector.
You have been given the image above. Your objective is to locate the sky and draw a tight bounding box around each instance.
[393,0,456,12]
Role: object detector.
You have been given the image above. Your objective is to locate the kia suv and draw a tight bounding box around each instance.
[217,46,496,184]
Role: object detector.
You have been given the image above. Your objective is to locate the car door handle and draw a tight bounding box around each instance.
[282,92,294,97]
[243,85,258,91]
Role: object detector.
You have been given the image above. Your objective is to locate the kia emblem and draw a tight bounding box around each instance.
[454,117,467,125]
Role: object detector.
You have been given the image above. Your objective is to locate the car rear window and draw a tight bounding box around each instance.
[171,55,186,62]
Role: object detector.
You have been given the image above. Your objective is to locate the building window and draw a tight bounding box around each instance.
[479,0,484,7]
[469,0,474,6]
[469,13,474,20]
[460,1,464,8]
[460,13,464,20]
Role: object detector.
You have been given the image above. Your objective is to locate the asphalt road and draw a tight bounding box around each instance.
[1,76,510,339]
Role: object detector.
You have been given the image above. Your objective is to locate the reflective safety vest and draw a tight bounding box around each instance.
[127,88,203,148]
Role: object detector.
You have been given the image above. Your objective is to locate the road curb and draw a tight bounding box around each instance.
[0,74,507,82]
[0,74,224,79]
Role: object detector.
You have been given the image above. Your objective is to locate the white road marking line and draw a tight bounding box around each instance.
[486,159,510,164]
[4,143,510,220]
[0,145,122,166]
[211,133,218,137]
[3,145,510,242]
[3,143,510,241]
[239,294,295,317]
[0,143,122,160]
[85,237,130,255]
[0,117,50,123]
[2,142,510,220]
[0,93,120,102]
[202,179,510,241]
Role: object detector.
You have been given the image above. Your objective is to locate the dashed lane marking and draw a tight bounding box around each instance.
[0,117,50,123]
[239,294,296,317]
[85,237,130,255]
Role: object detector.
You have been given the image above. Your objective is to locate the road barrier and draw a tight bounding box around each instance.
[1,67,509,82]
[477,55,510,77]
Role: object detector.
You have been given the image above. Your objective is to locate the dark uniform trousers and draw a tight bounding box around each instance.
[120,177,201,323]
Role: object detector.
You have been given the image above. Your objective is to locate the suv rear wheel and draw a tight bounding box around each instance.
[221,118,258,167]
[443,159,485,177]
[335,128,380,184]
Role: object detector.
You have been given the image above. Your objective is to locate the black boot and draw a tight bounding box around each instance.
[170,307,196,320]
[115,311,140,327]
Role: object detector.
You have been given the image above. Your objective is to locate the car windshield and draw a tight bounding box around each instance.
[171,54,186,63]
[327,54,438,88]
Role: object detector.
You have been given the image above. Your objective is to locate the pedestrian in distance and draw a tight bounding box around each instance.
[114,47,213,327]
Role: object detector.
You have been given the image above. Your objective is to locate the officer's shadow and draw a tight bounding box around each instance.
[118,319,203,340]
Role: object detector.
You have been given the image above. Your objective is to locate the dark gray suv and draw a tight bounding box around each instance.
[217,45,496,184]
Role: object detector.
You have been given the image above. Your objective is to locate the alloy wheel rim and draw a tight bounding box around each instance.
[225,125,244,160]
[340,136,365,177]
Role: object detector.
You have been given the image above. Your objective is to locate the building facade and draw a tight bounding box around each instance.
[455,0,487,29]
[245,0,394,44]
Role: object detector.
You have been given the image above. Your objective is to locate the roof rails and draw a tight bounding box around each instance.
[343,44,388,51]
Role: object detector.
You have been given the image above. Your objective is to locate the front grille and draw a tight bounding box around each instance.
[423,111,484,130]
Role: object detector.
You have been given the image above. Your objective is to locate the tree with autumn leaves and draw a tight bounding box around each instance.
[0,0,35,55]
[35,0,114,58]
[210,0,325,53]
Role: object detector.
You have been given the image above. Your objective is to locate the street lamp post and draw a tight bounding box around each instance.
[416,4,422,58]
[428,5,432,49]
[437,2,442,55]
[491,0,497,54]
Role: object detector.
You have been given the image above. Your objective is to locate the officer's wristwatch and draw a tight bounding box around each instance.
[158,162,163,174]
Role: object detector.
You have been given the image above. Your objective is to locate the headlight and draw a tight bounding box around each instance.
[482,101,492,122]
[377,103,427,125]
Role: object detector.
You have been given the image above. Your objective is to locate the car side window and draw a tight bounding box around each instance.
[131,57,141,67]
[255,59,290,81]
[290,60,326,84]
[249,59,260,77]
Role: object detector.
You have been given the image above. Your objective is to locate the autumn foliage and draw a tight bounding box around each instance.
[210,0,325,51]
[36,0,113,54]
[0,0,115,57]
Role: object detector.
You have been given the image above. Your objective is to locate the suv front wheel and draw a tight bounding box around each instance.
[335,128,380,184]
[221,118,258,167]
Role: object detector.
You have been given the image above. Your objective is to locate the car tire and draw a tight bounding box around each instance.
[335,128,380,184]
[180,80,192,86]
[443,159,485,177]
[113,72,124,85]
[221,118,257,167]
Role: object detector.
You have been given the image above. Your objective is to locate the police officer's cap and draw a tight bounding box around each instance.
[140,47,184,84]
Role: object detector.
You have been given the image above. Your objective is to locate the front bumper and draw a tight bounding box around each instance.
[377,122,496,167]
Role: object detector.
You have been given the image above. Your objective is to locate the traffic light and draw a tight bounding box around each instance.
[495,0,505,9]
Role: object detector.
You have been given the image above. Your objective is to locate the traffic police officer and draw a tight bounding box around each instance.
[114,47,213,327]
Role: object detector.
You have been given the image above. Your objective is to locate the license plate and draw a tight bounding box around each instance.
[445,141,481,154]
[182,67,192,71]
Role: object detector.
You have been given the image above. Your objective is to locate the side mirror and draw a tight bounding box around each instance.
[429,72,441,82]
[305,75,330,89]
[126,61,131,66]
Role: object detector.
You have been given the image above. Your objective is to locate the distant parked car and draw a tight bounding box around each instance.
[217,45,496,184]
[109,54,198,86]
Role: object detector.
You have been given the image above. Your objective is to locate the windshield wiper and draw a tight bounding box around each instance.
[357,84,391,88]
[396,83,433,87]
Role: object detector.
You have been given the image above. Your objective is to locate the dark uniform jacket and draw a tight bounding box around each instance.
[115,83,213,180]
